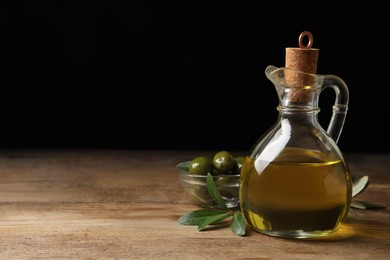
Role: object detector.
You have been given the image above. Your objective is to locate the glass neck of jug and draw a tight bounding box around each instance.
[265,65,349,143]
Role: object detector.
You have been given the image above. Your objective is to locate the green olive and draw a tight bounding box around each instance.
[235,156,245,165]
[189,156,213,175]
[232,156,245,174]
[212,151,235,173]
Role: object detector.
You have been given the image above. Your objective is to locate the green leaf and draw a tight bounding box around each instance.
[176,161,190,172]
[351,200,386,210]
[177,166,247,237]
[178,209,228,225]
[231,211,246,236]
[352,175,369,197]
[206,173,228,210]
[197,212,232,231]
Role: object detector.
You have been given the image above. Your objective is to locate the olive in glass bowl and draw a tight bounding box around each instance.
[177,151,244,209]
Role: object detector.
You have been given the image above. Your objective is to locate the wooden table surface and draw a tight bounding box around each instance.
[0,149,389,259]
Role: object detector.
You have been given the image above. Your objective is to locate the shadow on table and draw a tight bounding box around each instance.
[244,213,389,242]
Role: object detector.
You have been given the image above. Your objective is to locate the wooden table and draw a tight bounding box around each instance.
[0,150,389,259]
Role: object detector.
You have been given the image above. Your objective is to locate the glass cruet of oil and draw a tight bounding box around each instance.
[239,31,352,239]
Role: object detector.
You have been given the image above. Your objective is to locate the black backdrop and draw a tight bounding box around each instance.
[1,2,389,152]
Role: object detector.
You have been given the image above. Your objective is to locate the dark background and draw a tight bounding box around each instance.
[1,1,389,152]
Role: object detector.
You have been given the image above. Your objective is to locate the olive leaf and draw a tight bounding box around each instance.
[178,172,246,236]
[176,161,190,172]
[206,173,228,210]
[350,175,386,210]
[178,209,230,225]
[197,212,232,231]
[231,211,246,236]
[352,175,369,197]
[351,200,386,210]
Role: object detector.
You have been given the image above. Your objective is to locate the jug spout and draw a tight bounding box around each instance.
[265,65,324,111]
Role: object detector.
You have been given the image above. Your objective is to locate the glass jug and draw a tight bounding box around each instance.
[239,65,352,239]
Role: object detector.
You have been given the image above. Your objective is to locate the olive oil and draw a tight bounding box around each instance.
[240,148,352,238]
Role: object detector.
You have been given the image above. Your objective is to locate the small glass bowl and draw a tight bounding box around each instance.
[179,171,240,209]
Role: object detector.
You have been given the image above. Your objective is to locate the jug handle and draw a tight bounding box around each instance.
[322,75,349,143]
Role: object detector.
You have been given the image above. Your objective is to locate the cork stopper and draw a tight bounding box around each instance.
[285,31,319,102]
